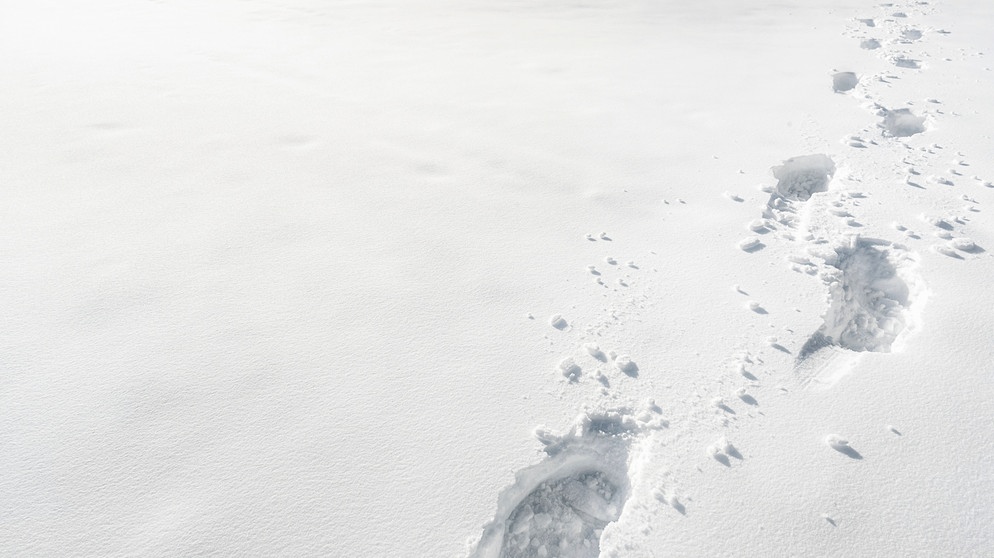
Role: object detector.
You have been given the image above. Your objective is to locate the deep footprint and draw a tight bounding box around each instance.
[880,108,926,137]
[762,154,836,229]
[500,470,623,557]
[770,154,836,202]
[799,237,924,359]
[472,411,639,558]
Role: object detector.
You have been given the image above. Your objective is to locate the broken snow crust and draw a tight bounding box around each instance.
[471,411,641,558]
[799,236,927,359]
[772,154,837,202]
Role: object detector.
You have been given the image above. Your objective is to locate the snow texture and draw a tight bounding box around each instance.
[3,0,994,557]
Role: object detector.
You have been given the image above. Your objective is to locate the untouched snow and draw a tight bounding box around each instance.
[2,0,994,556]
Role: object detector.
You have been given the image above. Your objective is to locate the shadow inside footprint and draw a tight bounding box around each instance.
[796,238,922,363]
[472,411,637,558]
[499,470,625,557]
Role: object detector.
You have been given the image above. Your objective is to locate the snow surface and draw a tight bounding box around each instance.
[2,0,994,556]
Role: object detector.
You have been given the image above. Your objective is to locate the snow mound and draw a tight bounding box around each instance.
[800,237,925,358]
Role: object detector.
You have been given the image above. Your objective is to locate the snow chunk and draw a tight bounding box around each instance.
[614,355,638,376]
[584,343,607,362]
[738,237,763,252]
[949,237,978,252]
[559,358,581,382]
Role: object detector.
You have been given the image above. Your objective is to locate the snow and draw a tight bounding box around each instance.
[2,0,994,556]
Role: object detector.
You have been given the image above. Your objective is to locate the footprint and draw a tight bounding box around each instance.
[760,154,837,234]
[832,72,859,92]
[798,237,925,360]
[880,108,926,137]
[891,56,921,69]
[860,38,882,50]
[770,154,836,202]
[471,410,640,558]
[901,29,923,42]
